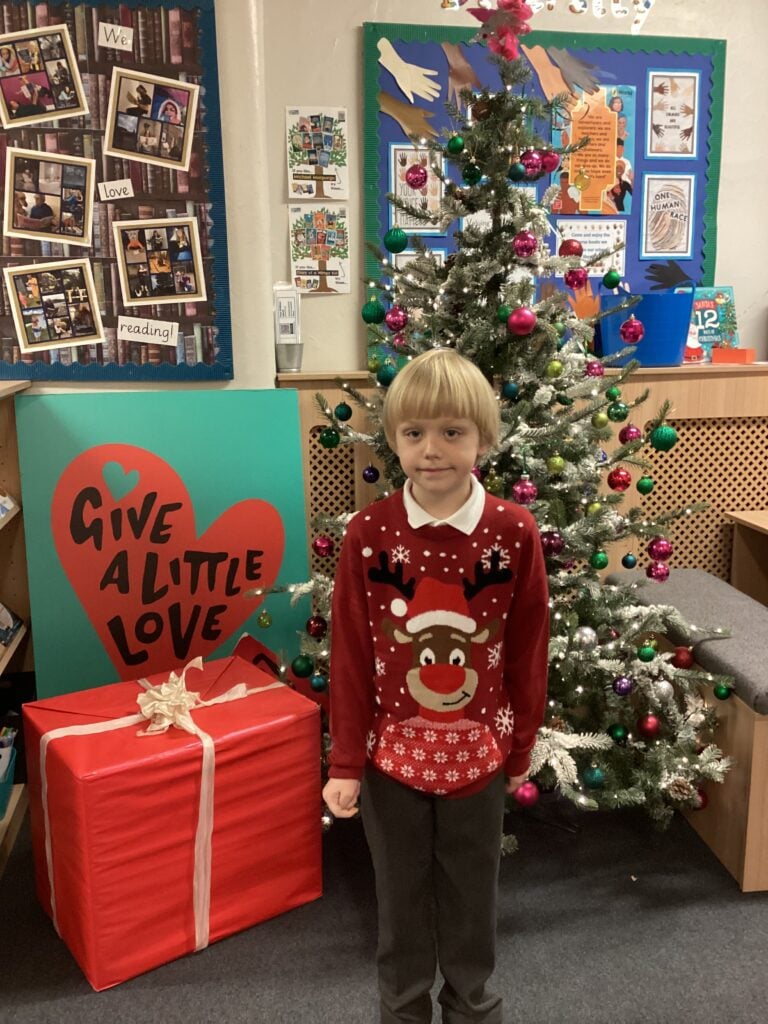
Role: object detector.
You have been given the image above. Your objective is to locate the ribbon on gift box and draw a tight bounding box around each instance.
[39,657,284,952]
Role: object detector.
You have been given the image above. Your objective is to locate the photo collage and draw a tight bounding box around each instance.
[4,260,103,353]
[114,218,205,306]
[6,148,95,246]
[0,25,85,126]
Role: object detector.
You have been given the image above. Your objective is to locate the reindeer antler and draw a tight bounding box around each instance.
[368,551,416,599]
[463,550,513,600]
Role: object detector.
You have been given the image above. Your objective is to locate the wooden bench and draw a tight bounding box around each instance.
[606,568,768,891]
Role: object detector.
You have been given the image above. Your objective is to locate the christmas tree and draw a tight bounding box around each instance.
[274,2,732,840]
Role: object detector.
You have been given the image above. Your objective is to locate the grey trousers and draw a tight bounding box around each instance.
[361,765,506,1024]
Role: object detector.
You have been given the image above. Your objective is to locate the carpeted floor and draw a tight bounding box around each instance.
[3,799,768,1023]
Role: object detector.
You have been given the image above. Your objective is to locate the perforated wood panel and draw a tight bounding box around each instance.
[308,424,356,577]
[639,417,768,580]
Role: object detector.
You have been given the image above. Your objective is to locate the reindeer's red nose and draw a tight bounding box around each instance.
[419,663,465,694]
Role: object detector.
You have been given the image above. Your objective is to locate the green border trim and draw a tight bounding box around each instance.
[363,24,725,287]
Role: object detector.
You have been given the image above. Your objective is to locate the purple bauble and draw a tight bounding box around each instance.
[646,561,671,582]
[619,316,645,344]
[507,306,537,336]
[362,464,380,484]
[540,150,561,174]
[612,675,634,697]
[512,780,540,807]
[312,534,335,557]
[647,536,673,561]
[512,475,538,505]
[540,530,565,556]
[512,229,538,259]
[618,423,642,444]
[384,305,408,332]
[584,360,605,378]
[564,267,589,290]
[520,149,543,177]
[405,163,428,189]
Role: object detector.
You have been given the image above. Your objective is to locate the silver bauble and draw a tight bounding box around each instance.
[654,679,675,702]
[572,626,598,650]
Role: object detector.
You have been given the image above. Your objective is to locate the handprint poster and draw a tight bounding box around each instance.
[364,23,724,296]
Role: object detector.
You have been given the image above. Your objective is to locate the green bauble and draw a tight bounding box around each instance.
[507,162,526,182]
[368,352,383,373]
[334,401,353,421]
[637,644,657,663]
[590,550,609,570]
[608,723,628,744]
[446,134,465,156]
[462,162,482,185]
[606,385,621,401]
[291,654,314,678]
[361,297,386,324]
[554,322,567,338]
[483,471,505,496]
[257,610,272,629]
[602,268,621,289]
[497,304,512,323]
[582,765,605,790]
[556,393,574,406]
[310,673,329,693]
[637,475,655,495]
[545,359,564,379]
[383,226,408,254]
[713,683,732,701]
[607,401,630,422]
[319,427,341,449]
[586,501,602,516]
[650,424,678,452]
[547,454,565,475]
[377,363,397,387]
[501,380,520,401]
[591,411,609,428]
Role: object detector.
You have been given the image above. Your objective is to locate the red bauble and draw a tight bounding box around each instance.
[619,316,645,344]
[694,788,709,810]
[564,267,589,290]
[607,467,632,491]
[540,150,561,174]
[384,305,409,332]
[512,475,538,505]
[558,239,583,258]
[520,149,543,176]
[512,229,538,258]
[672,646,695,669]
[405,164,428,190]
[312,534,335,557]
[392,332,407,350]
[619,423,643,444]
[306,615,328,639]
[512,780,540,807]
[584,359,605,378]
[637,714,661,740]
[647,536,673,561]
[540,530,565,556]
[507,306,537,335]
[646,561,670,582]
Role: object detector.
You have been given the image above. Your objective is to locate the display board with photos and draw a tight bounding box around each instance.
[0,0,231,381]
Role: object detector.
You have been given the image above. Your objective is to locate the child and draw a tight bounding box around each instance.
[322,347,550,1023]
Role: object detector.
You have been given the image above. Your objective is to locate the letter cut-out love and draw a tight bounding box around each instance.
[51,443,285,678]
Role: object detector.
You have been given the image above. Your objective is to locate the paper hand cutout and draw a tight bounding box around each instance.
[644,261,695,292]
[378,90,438,140]
[441,43,481,109]
[546,47,601,96]
[377,38,440,105]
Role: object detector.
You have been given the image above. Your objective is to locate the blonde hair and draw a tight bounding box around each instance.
[382,348,499,449]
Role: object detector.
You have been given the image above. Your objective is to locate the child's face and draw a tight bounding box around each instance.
[392,415,487,513]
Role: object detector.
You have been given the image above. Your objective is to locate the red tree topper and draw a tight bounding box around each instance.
[469,1,534,61]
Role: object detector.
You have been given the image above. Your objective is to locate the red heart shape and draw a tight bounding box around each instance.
[52,444,284,678]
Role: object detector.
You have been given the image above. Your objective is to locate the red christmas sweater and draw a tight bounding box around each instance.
[328,486,549,798]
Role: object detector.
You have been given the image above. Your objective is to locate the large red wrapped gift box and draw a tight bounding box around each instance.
[23,655,322,991]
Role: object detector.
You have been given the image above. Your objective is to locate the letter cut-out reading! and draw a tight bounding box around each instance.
[52,444,285,678]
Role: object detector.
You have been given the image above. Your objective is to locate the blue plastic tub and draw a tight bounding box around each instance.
[0,747,16,818]
[597,289,694,367]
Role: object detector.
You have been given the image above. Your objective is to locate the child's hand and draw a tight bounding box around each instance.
[505,773,528,795]
[322,778,361,818]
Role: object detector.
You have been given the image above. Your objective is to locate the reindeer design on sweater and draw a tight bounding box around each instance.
[368,550,514,793]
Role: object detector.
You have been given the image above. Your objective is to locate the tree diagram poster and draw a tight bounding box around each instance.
[16,389,309,698]
[289,204,350,294]
[285,106,348,200]
[0,1,231,381]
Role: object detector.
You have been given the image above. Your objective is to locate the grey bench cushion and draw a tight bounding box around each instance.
[605,568,768,714]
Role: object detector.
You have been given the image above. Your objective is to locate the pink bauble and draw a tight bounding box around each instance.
[312,534,335,557]
[520,149,543,176]
[558,238,583,258]
[646,561,670,582]
[392,332,407,349]
[512,229,538,258]
[507,306,537,335]
[647,535,673,561]
[564,267,589,290]
[512,780,540,807]
[619,316,645,344]
[405,163,428,190]
[471,466,483,481]
[636,714,661,740]
[607,467,632,491]
[384,305,409,332]
[540,530,565,556]
[512,475,538,505]
[540,150,561,173]
[694,788,709,810]
[618,423,642,444]
[584,359,605,378]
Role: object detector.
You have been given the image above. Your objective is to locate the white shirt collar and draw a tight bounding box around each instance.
[403,473,486,535]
